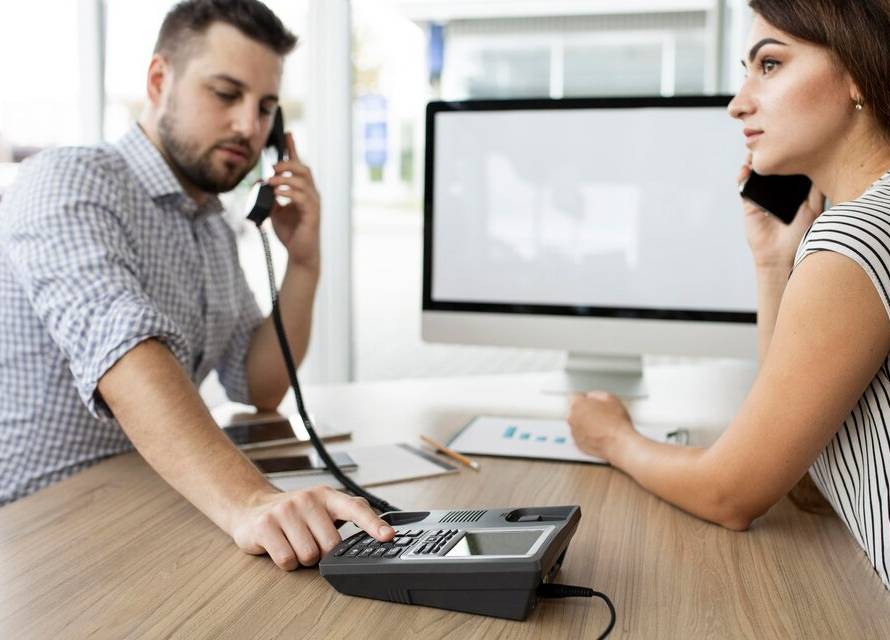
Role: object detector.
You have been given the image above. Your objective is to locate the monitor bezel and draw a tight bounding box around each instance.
[422,95,755,325]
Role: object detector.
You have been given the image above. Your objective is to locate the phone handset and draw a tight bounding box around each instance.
[243,107,399,515]
[246,106,287,226]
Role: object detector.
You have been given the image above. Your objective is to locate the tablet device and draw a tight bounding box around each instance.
[253,452,357,477]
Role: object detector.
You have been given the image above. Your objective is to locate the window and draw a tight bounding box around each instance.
[442,13,710,100]
[350,2,724,382]
[0,1,88,196]
[3,0,753,388]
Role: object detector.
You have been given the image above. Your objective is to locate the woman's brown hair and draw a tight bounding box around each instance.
[749,0,890,140]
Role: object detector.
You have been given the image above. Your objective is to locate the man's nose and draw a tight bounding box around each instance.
[232,103,261,140]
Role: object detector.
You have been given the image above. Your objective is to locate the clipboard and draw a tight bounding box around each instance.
[447,415,688,465]
[270,443,458,492]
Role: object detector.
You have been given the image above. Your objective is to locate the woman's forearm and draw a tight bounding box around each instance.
[610,432,752,530]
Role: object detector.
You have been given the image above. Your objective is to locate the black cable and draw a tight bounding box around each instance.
[253,224,399,514]
[537,583,616,639]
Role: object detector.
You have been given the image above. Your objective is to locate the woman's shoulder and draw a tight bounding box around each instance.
[824,170,890,222]
[800,171,890,255]
[793,171,890,315]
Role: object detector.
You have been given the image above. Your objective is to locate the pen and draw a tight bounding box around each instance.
[420,434,481,471]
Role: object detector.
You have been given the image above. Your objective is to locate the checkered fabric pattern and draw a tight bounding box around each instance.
[0,125,264,504]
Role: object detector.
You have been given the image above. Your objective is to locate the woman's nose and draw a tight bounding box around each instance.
[728,87,754,120]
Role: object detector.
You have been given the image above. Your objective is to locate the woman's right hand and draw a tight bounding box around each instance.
[739,154,824,270]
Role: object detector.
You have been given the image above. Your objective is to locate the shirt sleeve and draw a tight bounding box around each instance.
[213,234,265,405]
[794,203,890,321]
[0,149,190,419]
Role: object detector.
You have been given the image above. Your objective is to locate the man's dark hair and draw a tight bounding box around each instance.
[154,0,297,68]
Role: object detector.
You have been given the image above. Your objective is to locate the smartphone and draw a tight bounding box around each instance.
[253,452,357,477]
[221,417,351,450]
[223,419,297,448]
[739,171,812,224]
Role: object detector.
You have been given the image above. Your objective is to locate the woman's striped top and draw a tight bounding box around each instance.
[793,169,890,590]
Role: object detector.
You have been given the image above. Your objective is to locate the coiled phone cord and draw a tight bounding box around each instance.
[254,223,399,514]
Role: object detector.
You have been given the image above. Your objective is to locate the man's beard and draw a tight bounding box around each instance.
[157,102,256,194]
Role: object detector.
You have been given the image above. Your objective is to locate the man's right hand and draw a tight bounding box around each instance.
[229,486,395,570]
[99,341,395,573]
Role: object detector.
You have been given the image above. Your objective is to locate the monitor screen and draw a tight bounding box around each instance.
[423,96,757,324]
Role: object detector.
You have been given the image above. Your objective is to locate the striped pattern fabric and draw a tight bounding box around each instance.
[794,170,890,589]
[0,126,264,505]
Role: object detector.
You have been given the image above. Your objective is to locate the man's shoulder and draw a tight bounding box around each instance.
[0,143,138,239]
[1,143,134,218]
[17,143,127,188]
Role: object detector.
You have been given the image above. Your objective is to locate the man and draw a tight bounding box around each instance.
[0,0,394,570]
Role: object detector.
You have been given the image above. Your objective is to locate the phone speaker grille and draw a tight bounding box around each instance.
[439,510,486,524]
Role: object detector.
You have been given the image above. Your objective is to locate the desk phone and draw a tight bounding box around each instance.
[319,505,581,620]
[244,140,598,624]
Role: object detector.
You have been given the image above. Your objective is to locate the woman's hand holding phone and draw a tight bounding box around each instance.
[739,154,824,270]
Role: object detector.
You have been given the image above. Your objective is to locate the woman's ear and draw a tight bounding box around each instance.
[848,78,865,109]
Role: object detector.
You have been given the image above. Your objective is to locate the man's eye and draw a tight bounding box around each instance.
[214,91,238,102]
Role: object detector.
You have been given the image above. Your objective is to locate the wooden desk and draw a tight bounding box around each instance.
[2,363,889,638]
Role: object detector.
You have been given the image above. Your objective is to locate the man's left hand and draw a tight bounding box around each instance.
[267,133,321,272]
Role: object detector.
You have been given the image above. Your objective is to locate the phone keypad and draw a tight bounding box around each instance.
[415,530,459,555]
[330,527,426,559]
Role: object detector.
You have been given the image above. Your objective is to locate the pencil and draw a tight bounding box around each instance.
[420,434,481,471]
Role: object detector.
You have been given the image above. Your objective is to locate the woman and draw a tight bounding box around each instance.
[567,0,890,589]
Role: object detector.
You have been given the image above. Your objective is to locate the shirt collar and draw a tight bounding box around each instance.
[114,125,223,217]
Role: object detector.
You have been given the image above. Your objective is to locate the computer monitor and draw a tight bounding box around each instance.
[421,96,758,396]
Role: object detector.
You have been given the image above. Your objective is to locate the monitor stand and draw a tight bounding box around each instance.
[543,353,648,398]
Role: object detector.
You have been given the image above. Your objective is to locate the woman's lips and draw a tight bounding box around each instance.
[744,129,763,147]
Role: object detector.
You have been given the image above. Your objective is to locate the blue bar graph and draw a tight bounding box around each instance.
[501,424,569,446]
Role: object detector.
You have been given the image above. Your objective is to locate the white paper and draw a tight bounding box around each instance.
[448,416,685,464]
[271,443,457,492]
